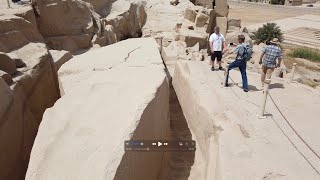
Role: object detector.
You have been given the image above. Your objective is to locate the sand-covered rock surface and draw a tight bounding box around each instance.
[173,60,320,179]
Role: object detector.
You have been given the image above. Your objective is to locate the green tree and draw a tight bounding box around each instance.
[253,23,283,45]
[270,0,285,5]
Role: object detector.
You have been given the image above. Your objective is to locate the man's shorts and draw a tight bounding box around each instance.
[211,51,222,62]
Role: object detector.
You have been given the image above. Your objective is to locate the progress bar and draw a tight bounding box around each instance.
[124,140,196,152]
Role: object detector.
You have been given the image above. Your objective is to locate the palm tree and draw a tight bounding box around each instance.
[253,23,283,45]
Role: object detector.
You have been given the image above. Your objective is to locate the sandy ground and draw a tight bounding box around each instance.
[229,1,320,87]
[229,1,320,27]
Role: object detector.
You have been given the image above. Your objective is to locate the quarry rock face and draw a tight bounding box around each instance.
[216,16,228,37]
[49,50,73,71]
[184,8,197,22]
[0,7,60,180]
[215,0,229,17]
[0,52,17,75]
[0,71,13,85]
[193,0,213,8]
[82,0,112,15]
[32,0,146,52]
[195,12,209,27]
[26,38,170,180]
[32,0,94,52]
[0,10,43,53]
[104,0,147,41]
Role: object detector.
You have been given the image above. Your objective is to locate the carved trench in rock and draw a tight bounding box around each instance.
[157,84,195,179]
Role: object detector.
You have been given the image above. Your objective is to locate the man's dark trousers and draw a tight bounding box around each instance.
[225,60,248,90]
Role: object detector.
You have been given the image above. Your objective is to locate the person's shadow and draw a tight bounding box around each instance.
[269,83,285,89]
[248,85,261,92]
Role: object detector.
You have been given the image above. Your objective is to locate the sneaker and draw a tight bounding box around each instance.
[219,66,223,71]
[243,89,249,92]
[211,67,215,71]
[225,83,229,87]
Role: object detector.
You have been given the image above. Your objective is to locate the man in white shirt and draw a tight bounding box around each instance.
[209,26,227,71]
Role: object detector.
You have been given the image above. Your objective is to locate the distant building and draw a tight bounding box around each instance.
[285,0,303,6]
[259,0,271,3]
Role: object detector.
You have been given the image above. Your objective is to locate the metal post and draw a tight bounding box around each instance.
[259,79,271,118]
[6,0,11,8]
[223,65,229,87]
[289,63,297,83]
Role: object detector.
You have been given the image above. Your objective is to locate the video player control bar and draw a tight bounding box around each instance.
[124,140,196,152]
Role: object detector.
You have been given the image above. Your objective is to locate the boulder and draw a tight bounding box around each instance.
[0,13,43,53]
[0,70,13,85]
[184,8,197,22]
[45,34,94,52]
[215,0,229,17]
[26,38,170,180]
[227,26,241,33]
[0,52,17,75]
[194,0,213,8]
[49,50,73,71]
[195,12,209,27]
[242,27,249,33]
[92,24,118,47]
[162,41,187,67]
[180,30,208,49]
[106,25,118,44]
[228,18,241,28]
[32,0,95,52]
[82,0,112,16]
[205,9,216,34]
[216,17,228,37]
[0,10,60,180]
[191,52,204,61]
[1,6,38,28]
[104,1,147,41]
[0,78,13,118]
[33,0,94,37]
[188,42,200,53]
[7,52,26,68]
[170,0,180,6]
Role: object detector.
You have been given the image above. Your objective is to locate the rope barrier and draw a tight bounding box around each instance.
[268,93,320,160]
[213,59,320,174]
[268,93,320,175]
[269,115,320,175]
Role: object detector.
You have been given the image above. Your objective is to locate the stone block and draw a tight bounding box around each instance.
[0,52,17,75]
[215,0,229,17]
[184,8,197,22]
[216,17,228,37]
[195,12,209,27]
